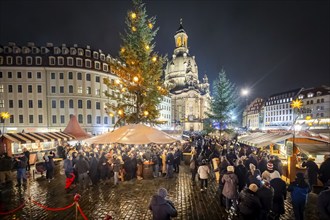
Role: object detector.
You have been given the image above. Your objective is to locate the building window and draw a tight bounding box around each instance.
[95,76,100,82]
[77,86,83,94]
[59,72,64,79]
[37,72,41,79]
[8,85,13,93]
[78,114,83,123]
[86,73,91,81]
[36,57,42,65]
[87,100,91,109]
[60,100,64,108]
[0,100,3,108]
[9,100,13,108]
[52,100,56,108]
[112,116,115,124]
[86,59,91,68]
[7,56,13,65]
[28,85,33,93]
[96,102,101,109]
[28,100,33,108]
[19,115,23,123]
[29,115,33,123]
[10,115,14,123]
[78,100,83,108]
[87,115,92,124]
[0,72,2,78]
[60,86,64,93]
[93,52,99,59]
[100,54,105,61]
[51,72,56,79]
[96,89,101,96]
[68,72,73,79]
[86,87,91,94]
[69,85,73,93]
[16,56,23,65]
[51,86,56,93]
[103,64,109,72]
[61,115,65,124]
[69,100,74,108]
[27,72,32,78]
[26,56,33,65]
[18,85,22,93]
[52,115,57,124]
[96,116,101,124]
[85,50,91,57]
[37,85,42,93]
[0,85,3,93]
[49,57,55,65]
[67,57,74,66]
[104,117,108,124]
[8,72,12,78]
[76,58,83,67]
[58,57,64,65]
[38,115,43,123]
[38,100,42,108]
[95,62,100,70]
[77,72,82,80]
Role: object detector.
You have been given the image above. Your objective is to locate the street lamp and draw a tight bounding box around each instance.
[241,88,249,129]
[0,112,11,134]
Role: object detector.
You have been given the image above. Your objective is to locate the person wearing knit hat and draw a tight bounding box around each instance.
[149,187,177,219]
[238,183,261,219]
[227,165,234,173]
[267,162,274,171]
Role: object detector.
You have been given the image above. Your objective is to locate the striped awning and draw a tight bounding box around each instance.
[238,132,292,148]
[3,132,75,144]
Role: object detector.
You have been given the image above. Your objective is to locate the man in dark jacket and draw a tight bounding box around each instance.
[302,157,319,189]
[75,154,90,189]
[318,180,330,220]
[318,155,330,186]
[238,183,261,220]
[165,150,174,178]
[14,153,27,187]
[256,180,274,220]
[149,188,177,220]
[269,171,286,220]
[0,153,13,187]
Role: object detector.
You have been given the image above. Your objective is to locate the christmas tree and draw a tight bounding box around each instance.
[104,0,167,127]
[206,68,238,131]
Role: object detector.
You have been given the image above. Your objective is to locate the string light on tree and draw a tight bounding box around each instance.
[130,12,137,19]
[152,56,157,62]
[133,76,139,82]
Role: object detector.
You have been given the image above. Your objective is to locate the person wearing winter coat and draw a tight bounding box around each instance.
[318,155,330,186]
[247,169,262,188]
[269,171,286,220]
[189,152,198,183]
[149,188,178,220]
[43,151,55,182]
[287,172,311,220]
[317,180,330,220]
[197,159,210,192]
[302,157,319,189]
[98,152,110,183]
[257,156,268,174]
[221,166,239,213]
[165,150,174,178]
[256,180,274,220]
[238,183,262,220]
[75,154,91,189]
[89,152,99,185]
[235,159,248,192]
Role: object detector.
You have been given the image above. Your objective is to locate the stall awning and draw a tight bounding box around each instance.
[3,132,75,144]
[238,133,292,148]
[296,142,330,155]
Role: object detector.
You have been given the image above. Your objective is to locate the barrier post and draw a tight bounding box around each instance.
[27,172,32,220]
[75,202,78,220]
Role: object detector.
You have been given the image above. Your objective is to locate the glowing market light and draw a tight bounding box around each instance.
[143,111,149,116]
[133,76,139,82]
[291,99,303,109]
[152,56,157,62]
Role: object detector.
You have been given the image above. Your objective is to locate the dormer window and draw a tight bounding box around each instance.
[54,47,61,54]
[95,61,100,70]
[307,93,314,98]
[49,56,55,65]
[36,57,42,65]
[100,54,105,61]
[85,50,91,57]
[58,57,64,65]
[26,56,33,65]
[85,59,91,68]
[70,48,77,55]
[67,57,74,66]
[298,94,304,99]
[78,49,84,56]
[16,56,22,65]
[103,63,108,72]
[316,91,322,96]
[6,56,13,65]
[93,52,99,59]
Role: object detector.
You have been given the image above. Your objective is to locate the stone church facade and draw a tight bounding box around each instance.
[164,20,210,131]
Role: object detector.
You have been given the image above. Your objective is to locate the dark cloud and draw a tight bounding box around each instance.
[1,0,329,99]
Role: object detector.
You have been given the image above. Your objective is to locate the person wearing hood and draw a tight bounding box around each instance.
[238,183,262,220]
[269,170,286,220]
[302,156,319,189]
[221,165,239,213]
[149,187,178,220]
[318,180,330,220]
[287,172,311,220]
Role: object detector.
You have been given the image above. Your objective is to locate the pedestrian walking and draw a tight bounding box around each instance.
[238,183,261,220]
[43,151,55,182]
[287,172,310,220]
[302,157,319,190]
[221,165,239,213]
[256,180,274,220]
[14,153,28,187]
[0,153,13,188]
[317,180,330,220]
[165,149,174,178]
[189,150,198,183]
[23,147,30,171]
[112,154,121,186]
[269,171,286,220]
[63,155,75,193]
[235,159,248,192]
[318,155,330,186]
[197,159,210,192]
[75,154,90,189]
[149,187,178,220]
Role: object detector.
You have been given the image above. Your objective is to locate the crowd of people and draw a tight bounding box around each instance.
[1,133,330,220]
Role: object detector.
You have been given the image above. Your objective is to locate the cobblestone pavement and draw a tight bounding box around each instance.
[0,164,319,220]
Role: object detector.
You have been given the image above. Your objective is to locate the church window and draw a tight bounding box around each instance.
[176,37,182,47]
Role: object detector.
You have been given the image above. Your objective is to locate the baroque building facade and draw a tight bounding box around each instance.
[243,98,264,130]
[164,21,210,131]
[0,42,172,134]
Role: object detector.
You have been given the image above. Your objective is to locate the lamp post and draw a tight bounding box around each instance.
[0,111,11,135]
[241,88,249,130]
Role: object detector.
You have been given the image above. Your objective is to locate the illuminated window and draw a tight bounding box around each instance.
[0,85,3,93]
[77,86,83,94]
[0,100,4,108]
[78,49,84,56]
[176,37,182,47]
[86,87,91,94]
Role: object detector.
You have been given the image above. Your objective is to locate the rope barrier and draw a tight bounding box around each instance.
[76,203,88,220]
[31,199,75,211]
[0,202,25,215]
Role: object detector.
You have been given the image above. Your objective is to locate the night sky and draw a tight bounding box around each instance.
[0,0,329,100]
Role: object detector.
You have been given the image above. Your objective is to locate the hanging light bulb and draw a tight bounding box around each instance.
[145,45,150,50]
[121,47,125,53]
[109,112,114,117]
[148,22,153,29]
[118,109,124,115]
[132,26,137,32]
[152,56,157,62]
[133,76,139,82]
[131,12,137,19]
[144,111,149,116]
[115,79,121,84]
